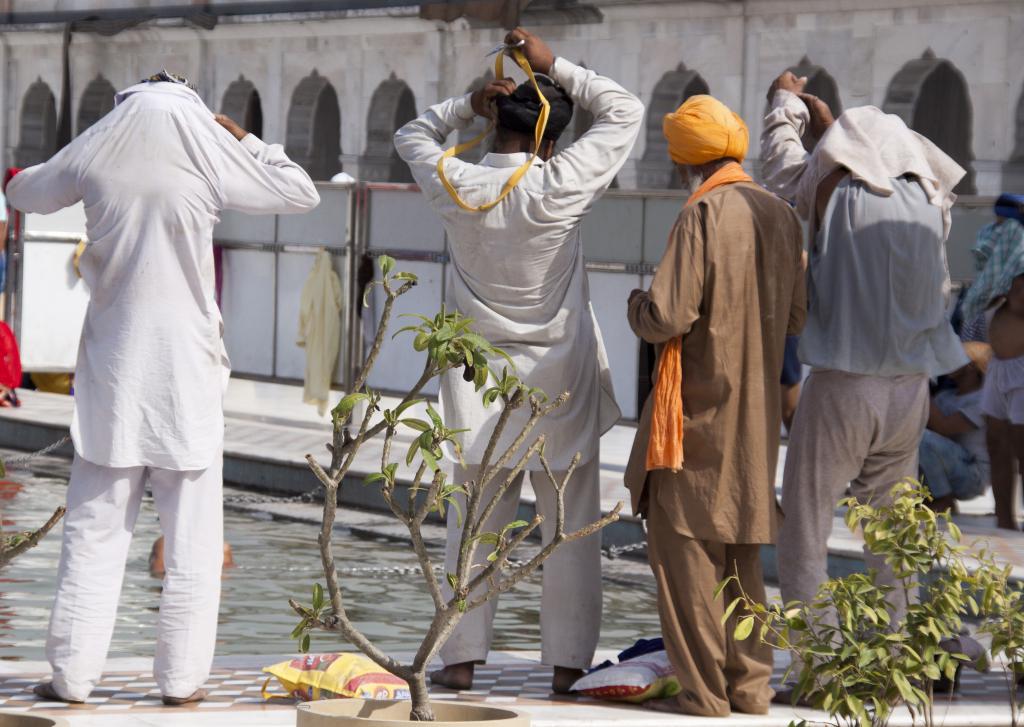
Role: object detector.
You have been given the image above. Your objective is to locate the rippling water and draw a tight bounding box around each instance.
[0,473,660,661]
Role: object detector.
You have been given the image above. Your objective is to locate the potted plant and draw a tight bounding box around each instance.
[288,257,621,724]
[723,479,997,727]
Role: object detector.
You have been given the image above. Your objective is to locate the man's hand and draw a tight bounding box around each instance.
[767,70,807,103]
[505,27,554,75]
[214,114,248,142]
[470,78,517,120]
[799,93,835,138]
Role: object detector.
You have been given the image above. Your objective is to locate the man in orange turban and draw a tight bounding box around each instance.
[624,94,806,716]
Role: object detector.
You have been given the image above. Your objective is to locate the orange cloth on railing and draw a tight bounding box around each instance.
[645,161,753,472]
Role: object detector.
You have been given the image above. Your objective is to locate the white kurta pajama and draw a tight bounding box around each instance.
[394,58,643,668]
[7,81,319,700]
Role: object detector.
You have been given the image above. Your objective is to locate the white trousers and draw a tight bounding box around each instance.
[47,453,224,701]
[440,455,602,670]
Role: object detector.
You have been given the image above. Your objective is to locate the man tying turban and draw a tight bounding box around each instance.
[395,28,643,693]
[624,94,806,716]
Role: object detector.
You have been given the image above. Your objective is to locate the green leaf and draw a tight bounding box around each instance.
[501,520,529,536]
[892,670,914,701]
[364,472,386,486]
[394,399,424,417]
[312,583,324,611]
[713,578,732,601]
[446,573,458,591]
[290,620,308,640]
[421,448,440,472]
[300,633,311,653]
[393,271,418,283]
[446,493,464,527]
[379,255,395,277]
[457,599,467,613]
[402,418,431,432]
[734,615,754,641]
[331,392,368,425]
[426,405,444,429]
[475,533,500,546]
[721,598,740,626]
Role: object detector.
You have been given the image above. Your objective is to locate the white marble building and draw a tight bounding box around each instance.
[0,0,1022,194]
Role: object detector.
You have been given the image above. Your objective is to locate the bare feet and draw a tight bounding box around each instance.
[430,662,474,690]
[162,688,207,706]
[551,666,584,695]
[33,682,84,704]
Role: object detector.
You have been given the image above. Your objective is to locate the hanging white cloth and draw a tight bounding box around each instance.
[297,249,343,416]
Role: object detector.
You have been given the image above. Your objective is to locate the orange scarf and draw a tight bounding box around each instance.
[645,161,753,472]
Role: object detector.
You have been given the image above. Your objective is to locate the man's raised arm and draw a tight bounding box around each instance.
[393,88,487,193]
[760,70,835,205]
[542,44,644,212]
[7,142,84,215]
[215,115,320,214]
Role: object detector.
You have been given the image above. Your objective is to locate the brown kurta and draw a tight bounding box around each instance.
[626,181,806,545]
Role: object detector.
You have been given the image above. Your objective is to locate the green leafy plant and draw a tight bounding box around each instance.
[721,479,998,727]
[288,256,622,721]
[976,555,1024,725]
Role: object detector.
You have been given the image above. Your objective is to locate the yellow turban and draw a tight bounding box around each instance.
[662,94,749,165]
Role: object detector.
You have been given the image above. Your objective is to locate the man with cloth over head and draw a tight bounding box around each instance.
[7,70,319,706]
[624,94,806,716]
[394,28,643,693]
[760,72,967,693]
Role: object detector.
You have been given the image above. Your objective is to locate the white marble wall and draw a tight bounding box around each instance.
[0,0,1021,192]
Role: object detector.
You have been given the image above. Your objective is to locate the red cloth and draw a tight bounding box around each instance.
[0,322,21,390]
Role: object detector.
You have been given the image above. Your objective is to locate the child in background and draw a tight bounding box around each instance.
[985,272,1024,530]
[919,342,993,513]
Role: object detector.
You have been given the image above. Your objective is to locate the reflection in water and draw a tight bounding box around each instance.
[0,473,659,661]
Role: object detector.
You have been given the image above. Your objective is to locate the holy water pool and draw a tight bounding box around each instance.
[0,471,661,660]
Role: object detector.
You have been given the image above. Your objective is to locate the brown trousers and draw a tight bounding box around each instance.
[647,496,773,717]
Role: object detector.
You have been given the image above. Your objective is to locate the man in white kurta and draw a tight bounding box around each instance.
[394,29,643,691]
[7,73,319,704]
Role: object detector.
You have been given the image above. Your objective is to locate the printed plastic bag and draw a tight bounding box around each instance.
[263,652,411,702]
[570,649,680,703]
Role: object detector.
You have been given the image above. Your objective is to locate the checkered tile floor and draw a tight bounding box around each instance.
[0,659,1017,717]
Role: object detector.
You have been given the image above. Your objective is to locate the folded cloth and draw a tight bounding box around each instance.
[589,637,665,673]
[794,105,965,238]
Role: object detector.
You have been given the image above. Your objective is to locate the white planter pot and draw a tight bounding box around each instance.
[296,699,529,726]
[0,715,70,727]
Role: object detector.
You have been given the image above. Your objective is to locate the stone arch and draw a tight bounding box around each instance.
[221,75,263,139]
[883,49,975,194]
[457,71,495,164]
[286,70,341,181]
[637,63,709,189]
[1012,85,1024,161]
[15,79,57,168]
[360,73,416,183]
[76,75,116,135]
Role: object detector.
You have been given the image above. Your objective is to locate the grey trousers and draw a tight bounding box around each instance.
[439,455,602,669]
[777,371,929,618]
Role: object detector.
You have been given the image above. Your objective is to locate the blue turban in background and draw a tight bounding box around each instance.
[995,193,1024,224]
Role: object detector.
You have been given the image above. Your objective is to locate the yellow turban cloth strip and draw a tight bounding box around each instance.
[645,159,753,472]
[662,94,749,166]
[437,48,550,213]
